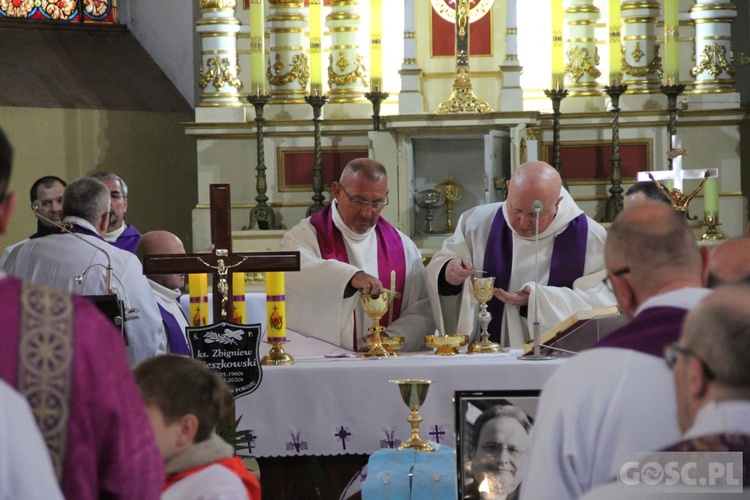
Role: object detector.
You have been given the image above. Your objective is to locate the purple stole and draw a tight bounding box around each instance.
[483,209,589,343]
[592,306,687,357]
[109,225,142,254]
[310,204,406,350]
[64,221,105,240]
[157,304,191,355]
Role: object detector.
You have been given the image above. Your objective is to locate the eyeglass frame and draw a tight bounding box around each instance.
[477,442,527,459]
[663,342,716,380]
[338,184,389,209]
[602,266,631,291]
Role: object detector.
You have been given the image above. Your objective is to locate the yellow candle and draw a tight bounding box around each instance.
[309,0,322,94]
[189,274,208,327]
[609,0,621,84]
[663,0,679,84]
[250,0,266,94]
[265,272,286,341]
[551,0,565,88]
[369,0,382,91]
[703,176,719,213]
[232,272,246,325]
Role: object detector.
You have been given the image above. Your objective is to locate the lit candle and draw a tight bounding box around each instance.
[232,272,246,325]
[250,0,266,95]
[551,0,565,89]
[703,175,719,213]
[370,0,382,92]
[309,0,322,94]
[265,272,286,341]
[189,274,208,327]
[609,0,621,85]
[663,0,679,85]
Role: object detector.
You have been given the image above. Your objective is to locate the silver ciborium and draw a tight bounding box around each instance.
[390,379,435,452]
[414,189,446,234]
[467,276,503,354]
[359,292,401,358]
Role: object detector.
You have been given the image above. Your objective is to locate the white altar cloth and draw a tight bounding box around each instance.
[234,351,566,458]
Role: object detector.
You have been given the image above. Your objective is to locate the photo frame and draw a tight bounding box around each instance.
[455,389,541,499]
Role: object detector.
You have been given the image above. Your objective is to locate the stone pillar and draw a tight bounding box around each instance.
[500,0,523,111]
[398,0,422,114]
[690,0,737,93]
[564,0,601,97]
[621,1,661,93]
[266,0,308,104]
[326,0,367,103]
[196,0,243,108]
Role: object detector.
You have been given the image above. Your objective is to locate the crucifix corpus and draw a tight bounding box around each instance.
[143,184,300,322]
[637,136,718,213]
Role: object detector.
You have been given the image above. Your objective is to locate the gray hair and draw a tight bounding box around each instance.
[90,171,128,198]
[62,177,111,225]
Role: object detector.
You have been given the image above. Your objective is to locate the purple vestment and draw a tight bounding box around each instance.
[483,210,589,342]
[310,204,406,349]
[158,303,191,355]
[0,275,164,499]
[109,224,142,254]
[591,306,688,357]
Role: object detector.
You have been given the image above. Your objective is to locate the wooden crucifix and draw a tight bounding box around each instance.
[143,184,299,323]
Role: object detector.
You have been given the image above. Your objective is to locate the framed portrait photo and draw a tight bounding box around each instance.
[454,390,541,500]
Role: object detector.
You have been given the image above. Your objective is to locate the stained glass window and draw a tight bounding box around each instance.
[0,0,117,24]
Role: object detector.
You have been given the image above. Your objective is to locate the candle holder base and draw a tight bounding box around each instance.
[701,211,725,242]
[518,352,556,361]
[261,340,294,366]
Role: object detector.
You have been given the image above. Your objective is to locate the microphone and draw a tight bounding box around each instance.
[532,200,543,213]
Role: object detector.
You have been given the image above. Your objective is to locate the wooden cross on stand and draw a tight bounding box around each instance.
[143,184,300,323]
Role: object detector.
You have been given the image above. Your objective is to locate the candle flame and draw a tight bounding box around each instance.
[478,477,490,493]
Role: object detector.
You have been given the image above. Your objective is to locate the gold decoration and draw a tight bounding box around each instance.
[327,52,368,87]
[42,0,77,19]
[0,0,34,17]
[623,44,662,78]
[649,170,711,214]
[734,51,750,68]
[200,0,237,9]
[267,53,310,88]
[631,42,645,63]
[430,0,494,24]
[691,43,735,79]
[199,56,243,90]
[565,45,601,82]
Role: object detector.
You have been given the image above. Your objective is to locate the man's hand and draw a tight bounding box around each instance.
[445,258,475,286]
[494,285,531,306]
[350,270,384,294]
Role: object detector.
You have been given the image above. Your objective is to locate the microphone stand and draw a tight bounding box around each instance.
[520,202,555,361]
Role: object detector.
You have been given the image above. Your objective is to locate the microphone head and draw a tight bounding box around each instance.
[31,200,43,213]
[532,200,543,213]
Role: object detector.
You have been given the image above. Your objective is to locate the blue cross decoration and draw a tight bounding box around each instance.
[428,424,446,444]
[335,426,352,451]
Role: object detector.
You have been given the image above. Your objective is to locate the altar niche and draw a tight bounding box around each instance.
[410,131,510,240]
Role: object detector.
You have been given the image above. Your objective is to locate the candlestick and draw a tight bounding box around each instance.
[663,0,679,84]
[609,0,621,84]
[189,274,209,327]
[232,272,246,324]
[551,0,565,88]
[370,0,382,92]
[250,0,266,95]
[309,0,322,94]
[603,83,628,222]
[262,271,293,366]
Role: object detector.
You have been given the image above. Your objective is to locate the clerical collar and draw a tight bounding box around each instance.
[331,200,375,242]
[148,278,182,301]
[62,216,105,240]
[104,222,127,242]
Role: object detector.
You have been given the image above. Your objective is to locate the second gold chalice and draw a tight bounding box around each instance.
[359,292,402,358]
[390,379,435,452]
[424,333,469,355]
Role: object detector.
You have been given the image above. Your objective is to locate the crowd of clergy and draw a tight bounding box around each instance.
[0,123,748,498]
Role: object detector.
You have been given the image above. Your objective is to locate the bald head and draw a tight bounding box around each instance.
[136,230,186,290]
[605,202,705,316]
[505,162,563,237]
[707,238,750,288]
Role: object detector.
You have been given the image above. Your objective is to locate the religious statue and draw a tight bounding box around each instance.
[649,169,711,213]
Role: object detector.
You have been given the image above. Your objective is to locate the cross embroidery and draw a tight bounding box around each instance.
[335,426,351,451]
[428,424,445,444]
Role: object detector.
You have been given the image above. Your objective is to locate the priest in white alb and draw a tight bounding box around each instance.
[281,158,435,351]
[426,161,616,347]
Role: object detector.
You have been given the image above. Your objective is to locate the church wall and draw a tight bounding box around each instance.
[0,107,197,252]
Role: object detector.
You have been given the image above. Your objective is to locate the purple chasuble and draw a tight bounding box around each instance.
[310,204,406,348]
[158,303,191,355]
[109,224,142,254]
[483,209,589,343]
[592,306,688,358]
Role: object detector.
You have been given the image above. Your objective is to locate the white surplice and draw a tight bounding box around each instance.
[280,202,435,351]
[148,279,187,354]
[426,189,615,347]
[3,216,166,365]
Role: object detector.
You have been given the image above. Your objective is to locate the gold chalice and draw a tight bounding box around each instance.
[359,292,399,358]
[424,333,469,355]
[366,333,405,354]
[436,175,462,234]
[390,379,435,452]
[467,276,503,354]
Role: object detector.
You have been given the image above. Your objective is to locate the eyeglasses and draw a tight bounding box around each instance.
[339,185,389,209]
[602,267,631,291]
[664,342,715,380]
[478,443,527,458]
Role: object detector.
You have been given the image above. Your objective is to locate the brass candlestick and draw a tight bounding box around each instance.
[467,276,502,354]
[701,211,725,241]
[390,379,435,452]
[437,176,462,234]
[359,292,401,358]
[261,339,294,366]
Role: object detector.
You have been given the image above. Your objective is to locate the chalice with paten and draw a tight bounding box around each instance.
[360,292,402,358]
[467,276,503,354]
[390,379,435,452]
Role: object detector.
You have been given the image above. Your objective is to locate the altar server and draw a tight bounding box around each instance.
[281,158,435,351]
[426,161,615,346]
